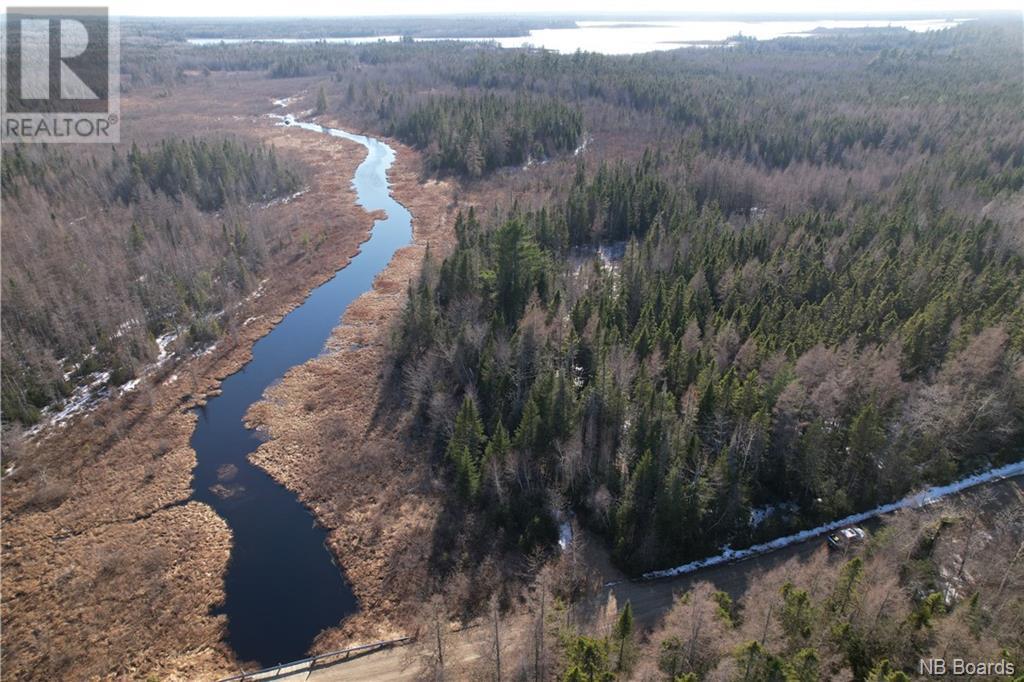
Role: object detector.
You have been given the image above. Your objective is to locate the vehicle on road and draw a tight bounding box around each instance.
[827,526,867,550]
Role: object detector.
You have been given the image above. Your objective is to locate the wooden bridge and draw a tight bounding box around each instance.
[217,636,413,681]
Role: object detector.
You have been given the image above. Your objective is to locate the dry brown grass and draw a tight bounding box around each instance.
[245,118,459,650]
[1,73,398,680]
[2,503,231,681]
[2,73,592,677]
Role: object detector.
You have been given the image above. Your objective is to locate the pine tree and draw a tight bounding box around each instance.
[446,396,486,501]
[779,582,814,647]
[515,398,541,453]
[846,403,886,505]
[484,421,511,464]
[563,636,614,682]
[482,421,511,506]
[613,601,635,672]
[790,649,820,682]
[315,85,328,116]
[864,659,910,682]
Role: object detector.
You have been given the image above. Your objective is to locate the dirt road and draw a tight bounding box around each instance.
[266,474,1023,682]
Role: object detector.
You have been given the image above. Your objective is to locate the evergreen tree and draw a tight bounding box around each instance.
[613,601,634,672]
[446,396,486,501]
[563,636,614,682]
[315,85,328,115]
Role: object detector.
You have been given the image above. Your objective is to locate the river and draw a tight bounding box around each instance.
[189,121,411,667]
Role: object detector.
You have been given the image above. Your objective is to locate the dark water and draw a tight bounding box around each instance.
[189,122,412,668]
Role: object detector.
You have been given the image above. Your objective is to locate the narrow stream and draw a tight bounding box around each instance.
[189,121,412,667]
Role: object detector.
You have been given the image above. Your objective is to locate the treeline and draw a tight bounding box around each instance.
[122,15,574,42]
[119,19,1023,204]
[353,21,1020,203]
[446,22,1024,186]
[384,93,583,176]
[117,138,301,210]
[391,154,1024,571]
[1,140,304,425]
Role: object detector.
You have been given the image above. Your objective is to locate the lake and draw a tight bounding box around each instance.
[188,17,970,54]
[491,18,969,53]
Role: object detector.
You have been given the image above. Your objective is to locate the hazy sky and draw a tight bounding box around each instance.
[80,0,1024,17]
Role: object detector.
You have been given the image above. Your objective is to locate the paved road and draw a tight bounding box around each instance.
[256,475,1023,682]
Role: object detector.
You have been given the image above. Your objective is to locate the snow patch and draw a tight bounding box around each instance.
[261,188,309,209]
[195,343,217,358]
[120,377,142,393]
[555,509,574,551]
[574,135,592,156]
[569,241,627,275]
[643,460,1024,581]
[559,521,573,551]
[521,156,552,171]
[26,370,112,437]
[155,331,178,362]
[29,330,182,438]
[113,318,143,338]
[268,113,295,127]
[749,502,799,528]
[242,279,268,305]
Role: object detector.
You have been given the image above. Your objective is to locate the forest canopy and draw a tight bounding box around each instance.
[392,159,1023,571]
[8,10,1023,581]
[1,139,303,425]
[384,93,584,176]
[365,19,1024,574]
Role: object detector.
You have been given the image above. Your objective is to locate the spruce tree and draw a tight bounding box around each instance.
[315,85,328,116]
[613,601,634,672]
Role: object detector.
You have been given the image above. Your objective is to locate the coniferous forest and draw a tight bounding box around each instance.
[362,20,1024,573]
[6,17,1023,566]
[384,93,584,175]
[2,12,1022,682]
[393,160,1022,570]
